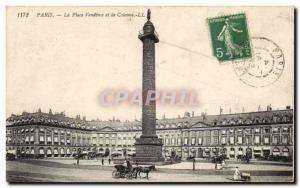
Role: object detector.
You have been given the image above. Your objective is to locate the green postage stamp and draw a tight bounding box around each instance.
[208,13,252,62]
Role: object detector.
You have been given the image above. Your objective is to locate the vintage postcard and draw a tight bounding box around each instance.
[6,6,295,183]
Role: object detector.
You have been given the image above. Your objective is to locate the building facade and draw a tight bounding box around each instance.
[6,107,294,160]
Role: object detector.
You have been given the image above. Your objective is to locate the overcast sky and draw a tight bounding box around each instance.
[6,7,294,121]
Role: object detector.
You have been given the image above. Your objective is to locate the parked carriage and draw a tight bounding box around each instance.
[112,164,155,180]
[112,165,138,179]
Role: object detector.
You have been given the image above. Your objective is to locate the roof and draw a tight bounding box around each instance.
[6,109,293,131]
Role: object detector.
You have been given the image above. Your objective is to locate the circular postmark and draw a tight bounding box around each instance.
[232,37,285,87]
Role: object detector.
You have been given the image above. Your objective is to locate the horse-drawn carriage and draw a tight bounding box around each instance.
[112,164,155,179]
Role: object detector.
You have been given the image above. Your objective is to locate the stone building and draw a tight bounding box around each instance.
[6,107,293,160]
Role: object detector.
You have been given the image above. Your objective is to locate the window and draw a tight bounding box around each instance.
[99,134,103,137]
[221,137,226,144]
[264,128,270,134]
[245,129,251,134]
[221,130,226,135]
[54,137,58,143]
[213,137,218,144]
[198,138,202,145]
[165,139,169,146]
[191,138,196,145]
[30,135,34,143]
[282,127,290,133]
[111,139,116,145]
[237,136,243,144]
[264,136,269,144]
[272,136,278,144]
[184,138,188,145]
[205,131,210,136]
[229,137,234,144]
[47,136,52,142]
[105,139,109,145]
[229,129,234,134]
[282,136,289,144]
[177,138,182,145]
[273,127,279,133]
[254,136,260,144]
[99,139,103,145]
[213,130,218,136]
[206,137,211,145]
[39,136,45,142]
[171,138,176,146]
[255,128,260,133]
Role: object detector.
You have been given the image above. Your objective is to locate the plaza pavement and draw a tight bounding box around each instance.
[6,160,294,183]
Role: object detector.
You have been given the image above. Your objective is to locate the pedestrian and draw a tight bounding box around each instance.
[101,158,104,165]
[233,166,241,181]
[108,158,111,164]
[192,158,195,170]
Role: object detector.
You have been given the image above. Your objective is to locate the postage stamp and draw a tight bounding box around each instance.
[232,37,285,87]
[208,13,252,62]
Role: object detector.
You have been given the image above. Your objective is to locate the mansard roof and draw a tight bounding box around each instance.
[6,108,293,131]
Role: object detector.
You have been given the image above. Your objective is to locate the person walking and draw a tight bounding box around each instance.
[101,158,104,165]
[233,166,241,181]
[108,158,111,165]
[192,158,196,171]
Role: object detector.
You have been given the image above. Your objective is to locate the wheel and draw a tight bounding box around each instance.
[125,172,132,179]
[112,170,120,179]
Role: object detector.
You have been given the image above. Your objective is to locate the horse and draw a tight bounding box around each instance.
[135,165,155,179]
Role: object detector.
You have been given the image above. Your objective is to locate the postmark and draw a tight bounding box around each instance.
[232,37,285,88]
[208,13,252,62]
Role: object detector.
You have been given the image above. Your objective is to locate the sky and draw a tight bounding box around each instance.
[6,7,294,121]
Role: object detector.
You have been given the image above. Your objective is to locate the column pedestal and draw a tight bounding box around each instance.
[134,137,164,163]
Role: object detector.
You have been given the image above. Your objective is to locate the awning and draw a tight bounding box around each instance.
[54,137,58,142]
[54,149,58,154]
[30,136,34,142]
[283,148,289,152]
[66,149,71,154]
[273,151,280,156]
[263,147,271,150]
[238,151,243,155]
[254,147,262,151]
[40,136,45,142]
[6,150,16,155]
[47,150,52,155]
[82,151,88,154]
[40,128,44,132]
[204,148,210,152]
[25,129,29,132]
[60,149,65,154]
[230,151,235,155]
[31,149,35,154]
[30,128,34,132]
[25,137,29,142]
[39,149,45,154]
[66,139,70,143]
[47,137,52,142]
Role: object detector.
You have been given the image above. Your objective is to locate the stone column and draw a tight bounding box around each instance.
[134,9,164,163]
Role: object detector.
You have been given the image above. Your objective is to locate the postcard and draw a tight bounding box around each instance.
[6,6,295,183]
